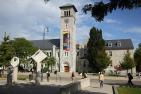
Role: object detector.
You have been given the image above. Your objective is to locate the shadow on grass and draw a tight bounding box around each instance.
[0,83,61,94]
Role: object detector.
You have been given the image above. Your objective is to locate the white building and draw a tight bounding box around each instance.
[59,4,77,72]
[76,39,135,75]
[105,39,136,75]
[32,4,77,72]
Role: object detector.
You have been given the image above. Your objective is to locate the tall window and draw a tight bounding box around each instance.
[64,10,70,17]
[77,52,79,56]
[117,41,121,47]
[50,52,52,57]
[65,51,68,56]
[58,52,59,57]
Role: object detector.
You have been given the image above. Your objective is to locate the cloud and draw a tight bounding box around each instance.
[0,0,95,45]
[126,27,141,33]
[0,0,92,42]
[104,18,121,24]
[76,25,91,44]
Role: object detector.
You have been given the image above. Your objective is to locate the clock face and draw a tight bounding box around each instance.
[64,19,69,23]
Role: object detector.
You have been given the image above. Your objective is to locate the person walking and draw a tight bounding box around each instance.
[127,73,134,87]
[71,72,75,82]
[54,70,58,82]
[99,72,104,88]
[82,71,87,79]
[46,71,50,82]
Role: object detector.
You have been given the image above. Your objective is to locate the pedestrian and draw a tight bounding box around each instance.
[82,71,87,79]
[99,72,104,88]
[54,70,58,82]
[71,72,75,81]
[127,73,134,87]
[46,71,50,82]
[138,72,141,79]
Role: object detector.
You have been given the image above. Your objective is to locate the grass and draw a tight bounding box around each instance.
[117,87,141,94]
[0,74,28,80]
[0,77,6,80]
[17,75,28,80]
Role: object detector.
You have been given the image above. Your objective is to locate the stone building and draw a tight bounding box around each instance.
[105,39,136,75]
[32,4,77,72]
[76,39,135,75]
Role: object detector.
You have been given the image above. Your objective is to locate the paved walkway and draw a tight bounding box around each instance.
[76,81,113,94]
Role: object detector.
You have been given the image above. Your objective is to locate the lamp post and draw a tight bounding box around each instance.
[41,26,48,82]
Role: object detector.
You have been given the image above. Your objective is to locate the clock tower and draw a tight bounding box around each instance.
[59,4,77,72]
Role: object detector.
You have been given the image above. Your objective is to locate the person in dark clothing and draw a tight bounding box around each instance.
[127,73,134,87]
[82,71,87,79]
[54,70,58,82]
[46,71,50,82]
[71,72,75,81]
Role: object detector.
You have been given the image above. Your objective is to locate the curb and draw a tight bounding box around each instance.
[112,85,119,94]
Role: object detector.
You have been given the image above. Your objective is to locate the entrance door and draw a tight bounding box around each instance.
[64,66,69,72]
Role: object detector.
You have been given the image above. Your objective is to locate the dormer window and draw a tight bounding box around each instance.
[108,42,112,47]
[64,10,70,17]
[117,41,121,47]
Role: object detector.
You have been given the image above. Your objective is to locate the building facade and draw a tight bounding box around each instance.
[105,39,136,75]
[59,4,77,72]
[31,4,136,74]
[32,4,77,72]
[76,39,135,75]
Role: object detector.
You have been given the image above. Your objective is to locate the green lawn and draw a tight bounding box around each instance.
[118,87,141,94]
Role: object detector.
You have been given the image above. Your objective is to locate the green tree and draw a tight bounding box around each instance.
[47,57,56,72]
[83,0,141,22]
[87,27,111,73]
[134,43,141,72]
[12,38,37,63]
[0,32,15,66]
[43,57,56,72]
[120,50,135,73]
[45,0,141,21]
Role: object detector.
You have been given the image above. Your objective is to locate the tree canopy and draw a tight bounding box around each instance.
[0,33,15,66]
[12,38,37,58]
[12,38,37,63]
[83,0,141,21]
[134,43,141,72]
[0,35,38,66]
[87,27,111,72]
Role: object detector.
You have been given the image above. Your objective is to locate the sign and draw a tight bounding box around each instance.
[31,49,47,63]
[10,57,19,67]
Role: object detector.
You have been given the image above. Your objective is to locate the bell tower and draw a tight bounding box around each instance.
[59,4,77,72]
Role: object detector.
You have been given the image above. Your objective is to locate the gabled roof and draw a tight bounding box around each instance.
[31,39,134,50]
[59,4,77,12]
[105,39,134,50]
[31,39,60,50]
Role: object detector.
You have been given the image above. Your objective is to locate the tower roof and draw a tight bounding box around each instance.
[59,4,77,12]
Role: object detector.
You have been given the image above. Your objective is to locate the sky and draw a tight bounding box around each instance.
[0,0,141,48]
